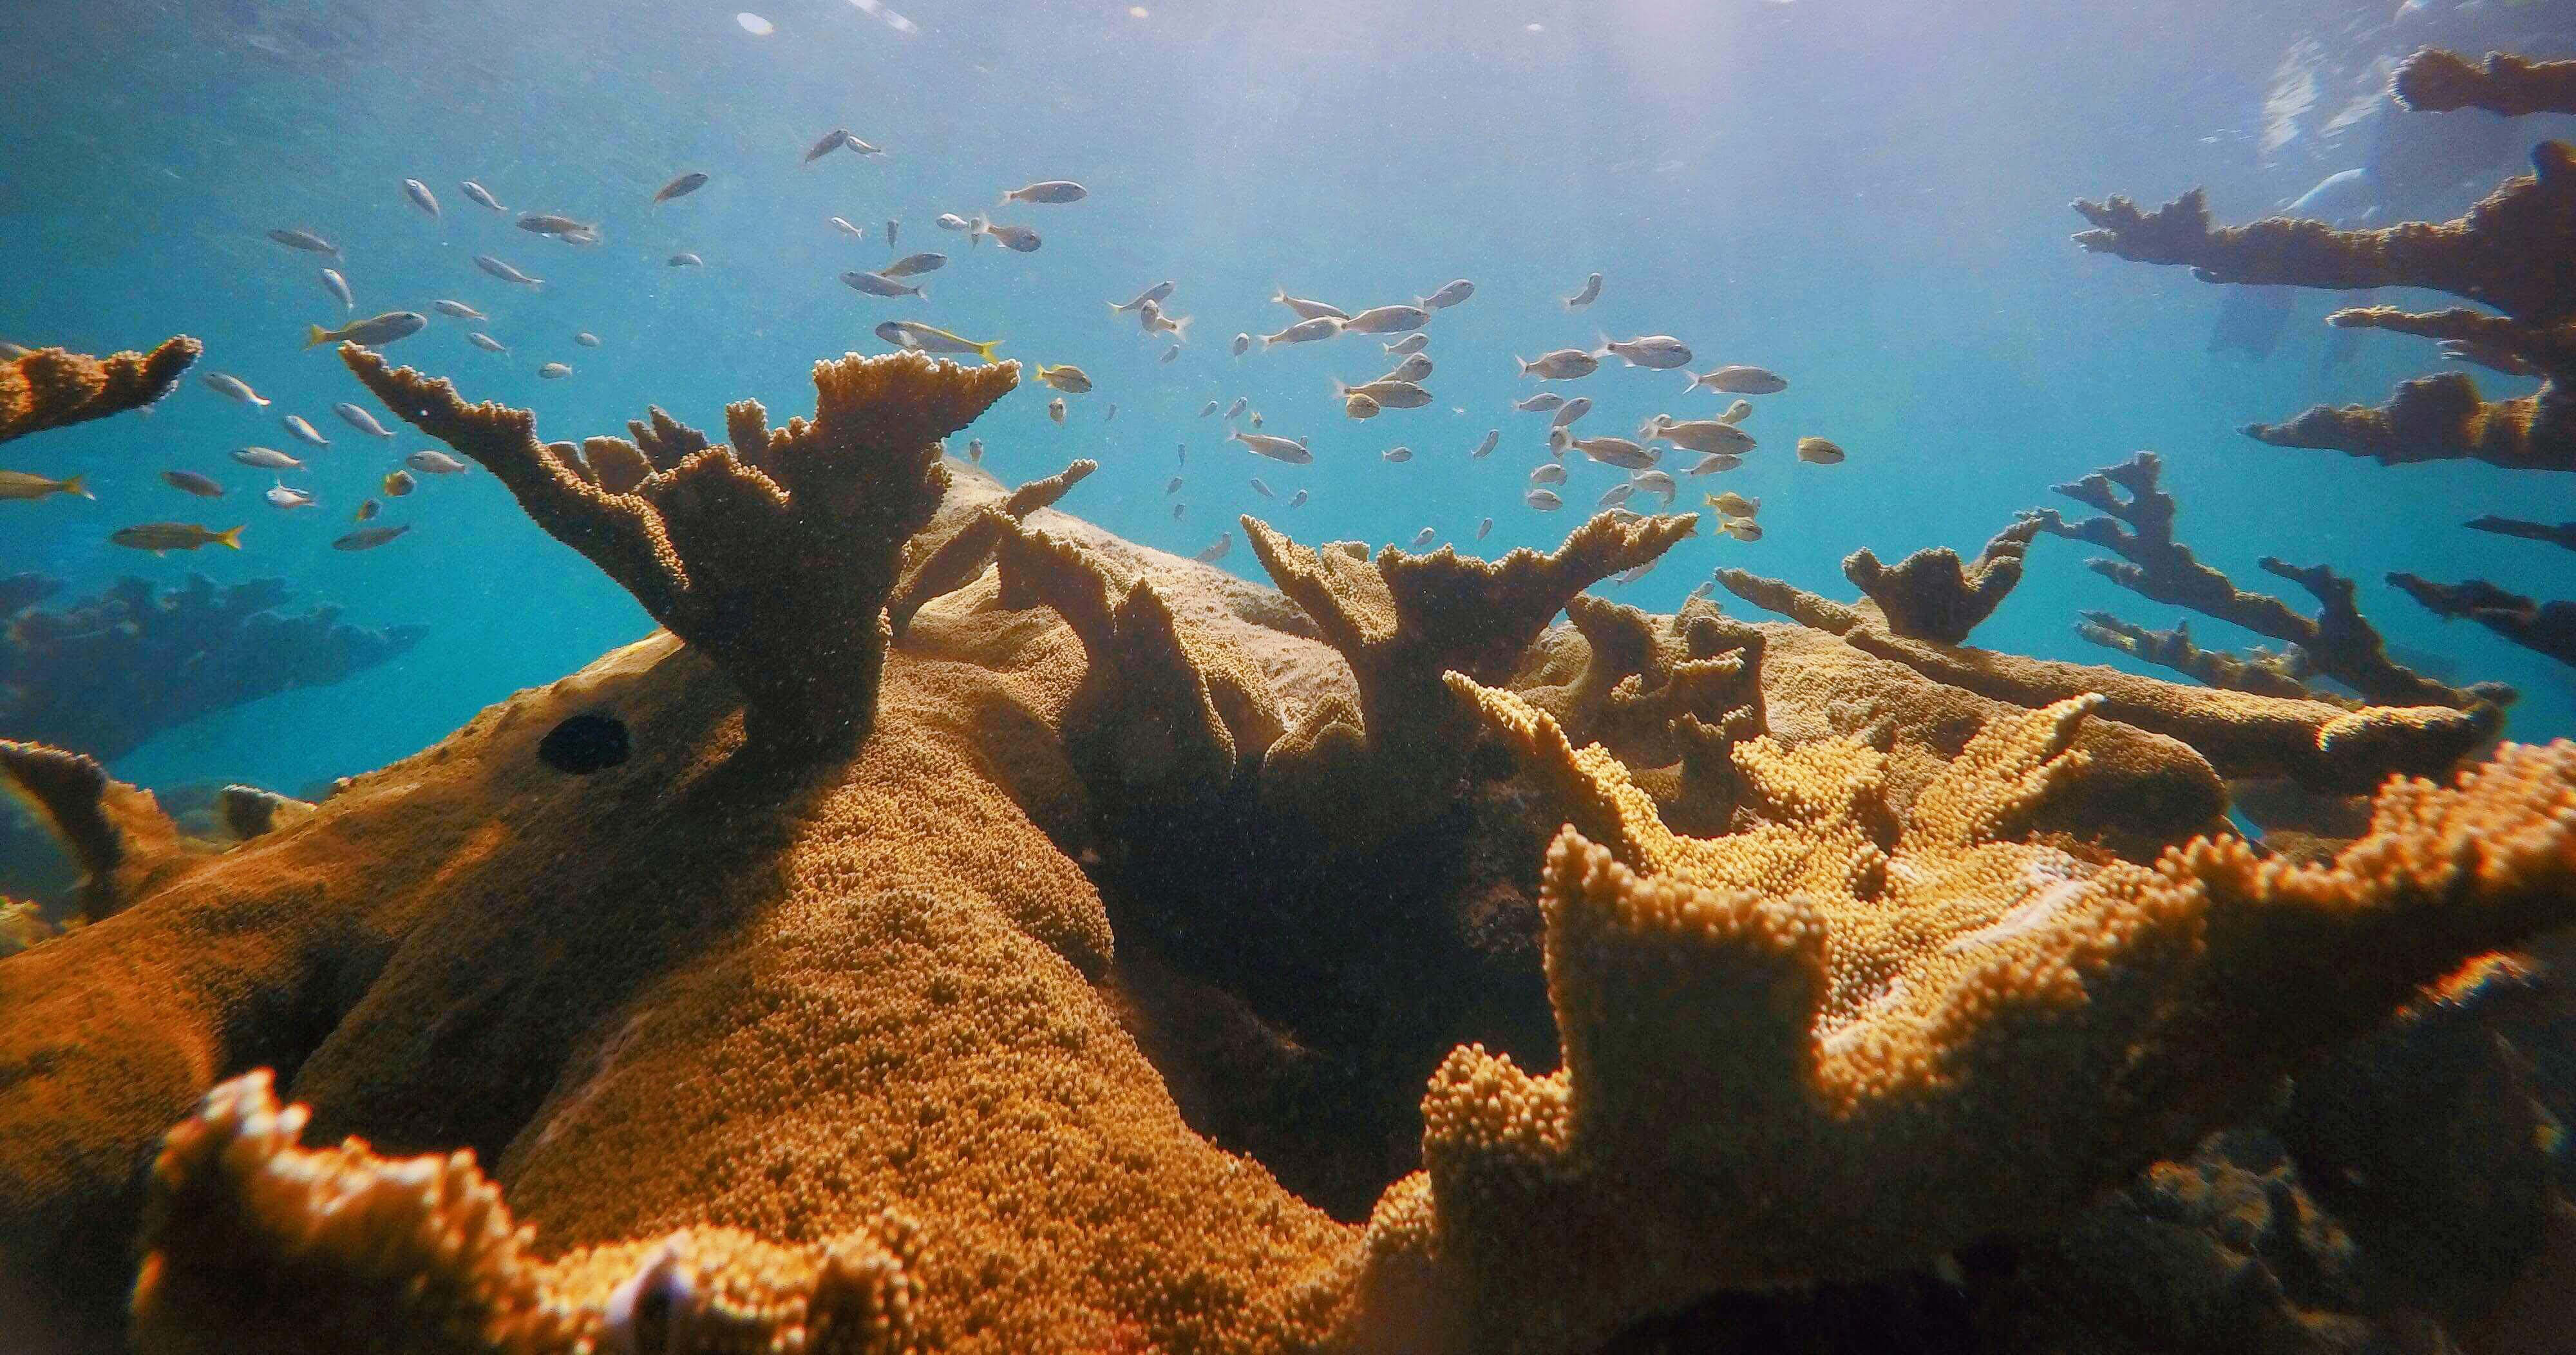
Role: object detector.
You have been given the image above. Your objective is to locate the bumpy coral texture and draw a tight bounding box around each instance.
[0,336,199,444]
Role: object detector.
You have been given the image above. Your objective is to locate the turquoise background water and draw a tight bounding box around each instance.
[5,0,2573,801]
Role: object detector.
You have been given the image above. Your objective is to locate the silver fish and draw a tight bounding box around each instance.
[1600,334,1693,369]
[1513,392,1563,412]
[1271,289,1347,321]
[162,469,225,497]
[1379,353,1433,384]
[881,252,946,278]
[539,362,573,379]
[1719,399,1753,425]
[319,267,353,311]
[1335,379,1432,409]
[1340,305,1428,335]
[1194,531,1232,563]
[1477,517,1493,540]
[432,299,486,319]
[1176,443,1187,466]
[469,332,508,354]
[1518,349,1598,380]
[1528,463,1566,486]
[1172,502,1187,520]
[232,446,303,469]
[576,332,602,347]
[831,216,866,237]
[474,255,544,287]
[1647,416,1754,455]
[460,179,506,212]
[1230,430,1312,464]
[1287,489,1307,507]
[840,270,927,298]
[1548,426,1571,454]
[1385,333,1429,356]
[1161,345,1180,364]
[1573,435,1656,470]
[1469,429,1497,459]
[1002,180,1087,204]
[1048,398,1066,424]
[281,415,330,446]
[1614,561,1658,585]
[1345,393,1381,420]
[1688,453,1744,475]
[1224,397,1247,419]
[971,216,1040,251]
[306,311,426,349]
[265,480,317,511]
[1631,470,1678,503]
[668,252,703,267]
[407,450,471,473]
[803,128,854,162]
[518,212,597,238]
[1687,580,1715,603]
[884,219,897,243]
[1525,488,1563,511]
[1411,527,1437,547]
[1200,401,1220,417]
[1419,279,1474,310]
[1110,281,1176,313]
[402,178,440,218]
[268,227,340,258]
[1231,332,1251,356]
[1551,397,1592,430]
[334,524,412,551]
[1262,316,1341,348]
[1105,402,1118,422]
[1167,476,1184,495]
[873,321,1001,361]
[1250,477,1274,498]
[1381,446,1414,463]
[1563,272,1602,308]
[332,403,395,438]
[967,439,984,462]
[1685,365,1788,395]
[203,373,269,407]
[935,213,971,231]
[1597,482,1635,509]
[1796,437,1846,465]
[653,171,709,204]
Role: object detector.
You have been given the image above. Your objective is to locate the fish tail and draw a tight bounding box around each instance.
[1516,356,1532,377]
[63,476,91,500]
[303,324,330,350]
[915,283,929,302]
[1168,316,1191,343]
[216,526,244,550]
[974,338,1003,363]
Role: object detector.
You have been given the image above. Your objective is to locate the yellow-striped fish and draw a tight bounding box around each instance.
[0,471,90,501]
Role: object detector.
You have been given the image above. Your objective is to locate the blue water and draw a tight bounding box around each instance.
[6,0,2574,802]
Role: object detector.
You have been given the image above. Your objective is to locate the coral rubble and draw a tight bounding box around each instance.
[0,337,199,444]
[0,572,426,764]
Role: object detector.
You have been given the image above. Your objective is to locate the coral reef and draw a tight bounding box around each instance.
[0,572,426,764]
[342,345,1018,753]
[2467,515,2576,553]
[1839,517,2043,645]
[0,337,198,444]
[2387,573,2576,670]
[2394,47,2576,118]
[884,456,1095,638]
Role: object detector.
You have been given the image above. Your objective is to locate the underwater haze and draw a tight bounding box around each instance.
[5,0,2575,797]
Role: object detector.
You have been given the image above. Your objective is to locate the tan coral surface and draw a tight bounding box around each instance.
[0,337,199,444]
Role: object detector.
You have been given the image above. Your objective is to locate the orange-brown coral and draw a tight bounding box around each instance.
[0,740,205,919]
[1839,516,2043,645]
[343,345,1018,753]
[885,457,1095,638]
[0,336,199,444]
[2387,573,2576,670]
[2395,47,2576,117]
[1347,676,2576,1353]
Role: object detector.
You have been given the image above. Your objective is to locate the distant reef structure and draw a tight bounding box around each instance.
[0,571,427,764]
[2074,45,2576,681]
[4,337,2575,1355]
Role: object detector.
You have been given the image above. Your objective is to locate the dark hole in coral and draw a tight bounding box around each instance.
[538,713,631,775]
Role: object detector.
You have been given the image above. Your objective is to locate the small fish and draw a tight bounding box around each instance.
[1172,502,1187,520]
[1224,397,1247,419]
[1161,345,1180,364]
[354,498,380,521]
[202,372,270,406]
[402,178,440,218]
[111,522,242,554]
[1469,429,1498,459]
[935,213,971,231]
[1411,527,1437,548]
[880,252,947,278]
[1563,271,1602,308]
[1518,349,1599,380]
[518,212,598,238]
[162,469,225,498]
[1166,476,1184,495]
[668,252,704,267]
[1600,334,1693,369]
[1334,379,1432,409]
[803,128,855,162]
[1631,470,1678,504]
[306,310,426,350]
[1573,435,1656,470]
[1614,562,1657,586]
[1230,430,1312,464]
[281,415,330,446]
[1719,399,1753,426]
[1528,462,1566,486]
[654,171,710,204]
[875,321,1003,362]
[1513,392,1564,413]
[885,220,898,244]
[831,216,866,237]
[1287,489,1307,508]
[1110,281,1177,313]
[1477,517,1493,540]
[433,299,487,320]
[539,362,573,379]
[232,446,303,470]
[474,255,545,287]
[1200,401,1220,417]
[1250,477,1274,498]
[1385,333,1429,357]
[1339,304,1428,336]
[1419,279,1475,310]
[1048,397,1066,424]
[268,227,340,258]
[407,450,471,474]
[1231,332,1251,357]
[1136,299,1191,341]
[1687,580,1715,603]
[460,179,507,212]
[1688,453,1744,475]
[0,471,88,501]
[265,480,317,511]
[334,524,412,551]
[469,332,509,354]
[319,267,354,311]
[1175,443,1186,466]
[1345,393,1381,420]
[1685,365,1788,395]
[1104,402,1118,422]
[1795,436,1846,465]
[1271,289,1348,321]
[1548,426,1572,454]
[967,439,985,463]
[840,269,927,298]
[1379,353,1434,384]
[1551,397,1593,430]
[1722,518,1763,542]
[334,403,396,438]
[575,332,602,348]
[1381,446,1412,463]
[383,469,416,497]
[1001,180,1087,204]
[1709,491,1759,518]
[1195,531,1232,563]
[1262,316,1341,348]
[1032,363,1092,393]
[968,216,1041,251]
[1598,482,1636,509]
[1524,488,1563,511]
[1645,416,1755,456]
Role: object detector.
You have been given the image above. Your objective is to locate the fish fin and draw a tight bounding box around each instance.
[218,526,243,549]
[303,325,330,350]
[974,338,1003,363]
[62,476,90,500]
[915,283,929,301]
[1516,356,1532,377]
[1168,316,1191,343]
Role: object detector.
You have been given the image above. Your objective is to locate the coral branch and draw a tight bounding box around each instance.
[2072,612,2318,700]
[2466,515,2576,553]
[0,337,198,444]
[2388,573,2576,670]
[0,741,200,919]
[343,346,1017,753]
[885,457,1094,637]
[1839,516,2040,644]
[2394,48,2576,117]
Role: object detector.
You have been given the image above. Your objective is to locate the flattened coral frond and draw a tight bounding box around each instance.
[0,336,199,444]
[0,740,199,919]
[2394,47,2576,117]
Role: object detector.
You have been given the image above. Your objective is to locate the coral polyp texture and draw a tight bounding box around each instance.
[0,336,198,444]
[341,344,1019,753]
